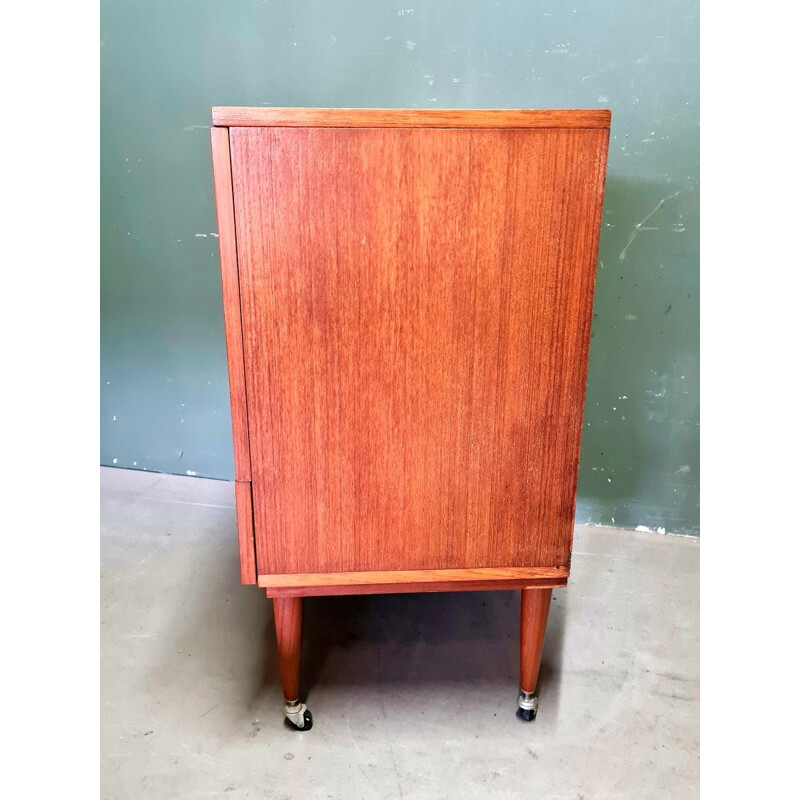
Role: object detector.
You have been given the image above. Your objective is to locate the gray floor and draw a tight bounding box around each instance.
[101,467,699,800]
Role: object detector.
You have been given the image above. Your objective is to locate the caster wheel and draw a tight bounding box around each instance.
[284,709,313,731]
[516,690,538,722]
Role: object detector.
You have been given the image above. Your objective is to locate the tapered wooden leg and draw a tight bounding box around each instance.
[518,587,552,721]
[272,595,312,731]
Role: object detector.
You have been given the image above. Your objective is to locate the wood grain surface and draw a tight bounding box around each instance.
[258,565,565,589]
[214,107,611,129]
[234,480,256,585]
[229,124,608,577]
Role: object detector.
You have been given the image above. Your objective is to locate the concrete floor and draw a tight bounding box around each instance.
[101,466,699,799]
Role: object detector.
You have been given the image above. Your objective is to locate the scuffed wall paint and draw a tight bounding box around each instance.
[100,0,699,534]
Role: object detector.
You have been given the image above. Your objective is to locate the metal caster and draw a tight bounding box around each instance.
[516,690,538,722]
[283,699,313,731]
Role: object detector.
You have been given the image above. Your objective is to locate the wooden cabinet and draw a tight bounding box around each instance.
[211,107,610,729]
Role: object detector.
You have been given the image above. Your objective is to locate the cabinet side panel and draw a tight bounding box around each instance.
[234,480,257,584]
[211,127,252,482]
[211,127,257,583]
[230,126,608,575]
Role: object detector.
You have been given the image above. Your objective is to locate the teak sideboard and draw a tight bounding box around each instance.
[210,107,610,730]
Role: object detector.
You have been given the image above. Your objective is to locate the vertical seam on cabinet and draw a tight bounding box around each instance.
[226,127,259,572]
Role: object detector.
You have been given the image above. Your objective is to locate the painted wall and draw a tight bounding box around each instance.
[101,0,699,534]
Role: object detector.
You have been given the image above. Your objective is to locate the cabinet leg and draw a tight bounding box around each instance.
[517,587,552,721]
[272,595,312,731]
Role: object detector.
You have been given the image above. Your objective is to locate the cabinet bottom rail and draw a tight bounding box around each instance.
[259,565,568,597]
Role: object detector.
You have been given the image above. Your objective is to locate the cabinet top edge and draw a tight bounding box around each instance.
[211,107,611,129]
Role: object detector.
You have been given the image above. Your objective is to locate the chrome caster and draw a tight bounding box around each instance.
[283,699,313,731]
[516,690,538,722]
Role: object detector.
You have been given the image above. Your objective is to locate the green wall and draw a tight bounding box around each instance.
[101,0,699,535]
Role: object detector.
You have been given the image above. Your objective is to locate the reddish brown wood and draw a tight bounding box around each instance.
[257,566,565,590]
[210,126,251,482]
[266,576,566,598]
[520,588,552,694]
[213,107,611,129]
[234,481,256,585]
[272,596,303,702]
[228,124,609,577]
